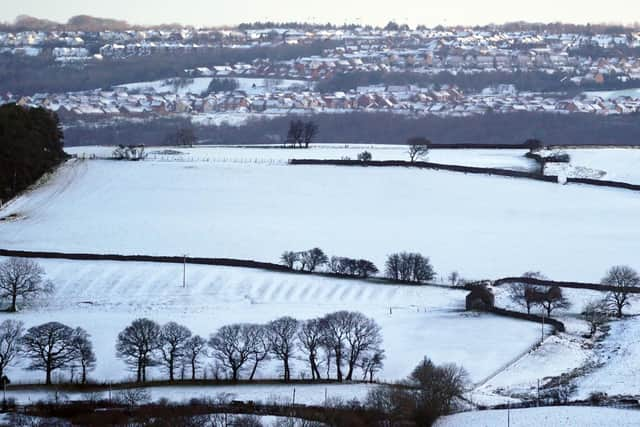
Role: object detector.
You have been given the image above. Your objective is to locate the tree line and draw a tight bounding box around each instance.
[117,311,384,384]
[0,104,66,205]
[0,311,384,386]
[0,40,338,95]
[508,265,640,335]
[280,248,436,283]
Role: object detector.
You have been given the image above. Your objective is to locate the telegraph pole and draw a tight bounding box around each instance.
[183,254,187,288]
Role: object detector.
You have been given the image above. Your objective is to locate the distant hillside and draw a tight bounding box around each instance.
[2,14,131,32]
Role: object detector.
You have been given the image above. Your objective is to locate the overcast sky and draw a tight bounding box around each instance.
[2,0,639,27]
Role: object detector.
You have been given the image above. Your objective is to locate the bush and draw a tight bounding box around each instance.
[357,151,372,161]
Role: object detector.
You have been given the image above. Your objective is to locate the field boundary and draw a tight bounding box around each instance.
[289,158,640,193]
[288,158,559,182]
[493,276,640,294]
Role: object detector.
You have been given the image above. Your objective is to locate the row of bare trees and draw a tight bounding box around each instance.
[508,272,571,316]
[116,311,384,384]
[280,249,436,283]
[285,120,318,148]
[509,266,640,320]
[280,248,379,278]
[0,320,96,385]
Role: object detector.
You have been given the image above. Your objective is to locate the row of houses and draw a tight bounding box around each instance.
[4,85,639,118]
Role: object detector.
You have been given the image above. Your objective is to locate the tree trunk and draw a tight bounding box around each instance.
[46,368,52,385]
[335,352,342,382]
[346,364,354,381]
[249,359,260,381]
[168,358,174,381]
[283,358,290,382]
[136,360,142,383]
[191,362,196,380]
[309,356,317,380]
[9,293,17,313]
[81,364,87,384]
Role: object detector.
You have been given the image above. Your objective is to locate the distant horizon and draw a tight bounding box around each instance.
[4,14,640,30]
[2,0,640,29]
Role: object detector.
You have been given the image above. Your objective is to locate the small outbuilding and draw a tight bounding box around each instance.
[465,285,495,311]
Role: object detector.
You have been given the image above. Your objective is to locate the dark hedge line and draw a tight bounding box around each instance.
[288,158,559,182]
[0,249,290,272]
[487,306,566,333]
[567,177,640,192]
[493,276,640,294]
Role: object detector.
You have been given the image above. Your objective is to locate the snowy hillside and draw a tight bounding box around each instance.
[0,258,542,385]
[435,406,640,427]
[1,156,639,281]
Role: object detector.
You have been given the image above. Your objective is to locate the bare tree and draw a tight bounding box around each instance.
[159,322,192,381]
[601,265,640,318]
[582,301,609,336]
[286,120,305,148]
[208,324,256,381]
[539,286,571,316]
[297,318,324,381]
[300,248,328,272]
[407,138,431,162]
[367,357,469,425]
[385,252,435,283]
[384,254,402,281]
[21,322,77,385]
[344,312,383,381]
[447,271,460,286]
[70,327,96,384]
[116,318,161,383]
[172,126,197,147]
[320,311,351,381]
[509,283,543,314]
[183,335,207,380]
[246,324,270,381]
[267,317,299,382]
[406,357,469,422]
[303,121,319,148]
[360,349,385,383]
[0,319,23,380]
[0,258,53,312]
[280,251,299,269]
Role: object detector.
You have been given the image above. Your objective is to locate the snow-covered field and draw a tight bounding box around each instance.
[543,148,640,185]
[435,406,640,427]
[2,154,639,282]
[7,383,376,407]
[0,258,542,386]
[575,316,640,399]
[66,145,536,171]
[116,77,312,96]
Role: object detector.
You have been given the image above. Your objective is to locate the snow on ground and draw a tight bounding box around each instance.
[477,334,591,397]
[435,406,640,427]
[583,88,640,100]
[1,156,639,282]
[0,258,542,386]
[543,148,640,185]
[115,77,311,96]
[65,145,535,171]
[575,316,640,399]
[6,383,376,406]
